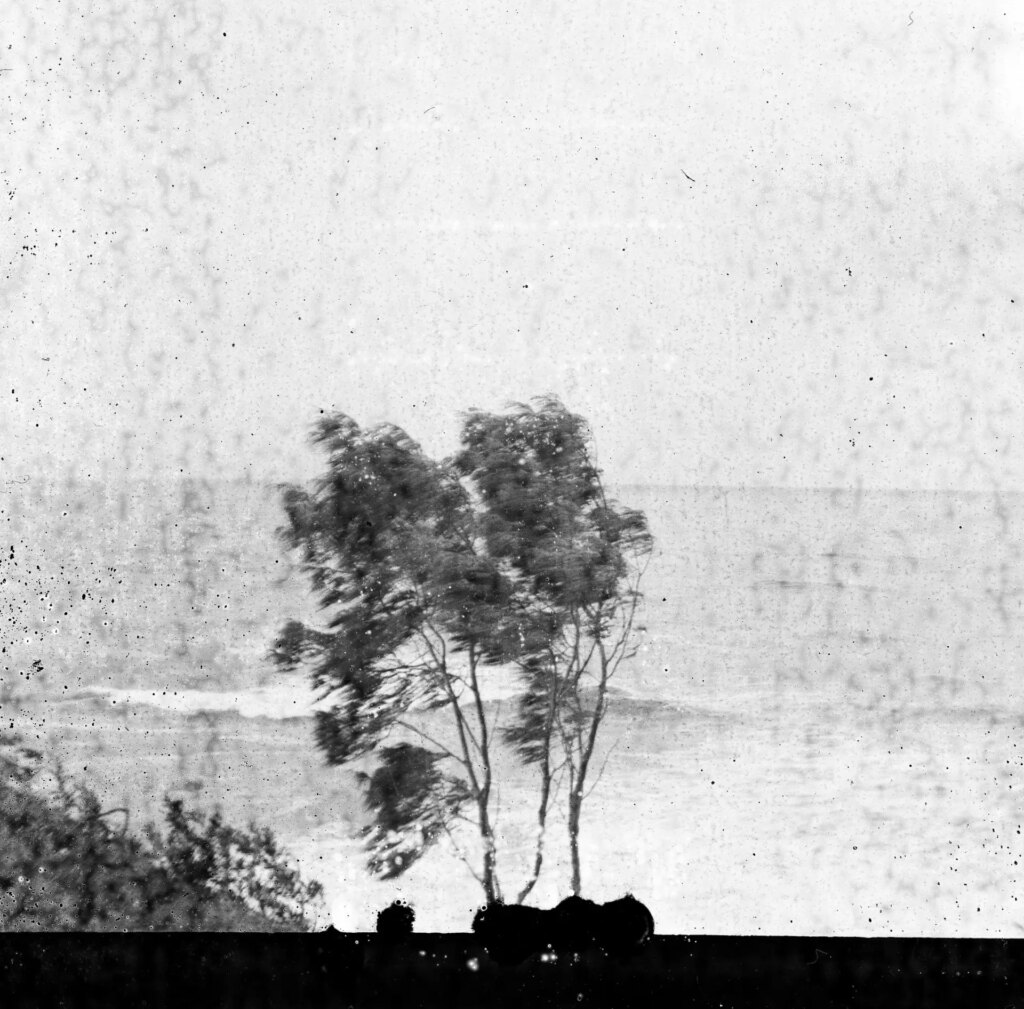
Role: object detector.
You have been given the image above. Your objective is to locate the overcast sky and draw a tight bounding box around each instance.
[2,0,1022,490]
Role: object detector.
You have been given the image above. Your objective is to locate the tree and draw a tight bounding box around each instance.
[274,397,651,902]
[455,398,653,896]
[272,415,513,901]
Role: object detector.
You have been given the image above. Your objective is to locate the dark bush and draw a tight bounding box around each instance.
[375,899,415,938]
[471,893,655,963]
[0,732,327,932]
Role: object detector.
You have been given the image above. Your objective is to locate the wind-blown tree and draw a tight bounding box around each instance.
[272,415,516,901]
[455,398,653,896]
[273,397,651,902]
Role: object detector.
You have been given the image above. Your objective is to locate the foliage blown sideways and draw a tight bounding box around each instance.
[275,396,653,904]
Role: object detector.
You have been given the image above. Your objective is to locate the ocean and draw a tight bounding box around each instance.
[3,479,1024,933]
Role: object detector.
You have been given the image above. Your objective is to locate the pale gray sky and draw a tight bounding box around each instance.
[2,0,1023,490]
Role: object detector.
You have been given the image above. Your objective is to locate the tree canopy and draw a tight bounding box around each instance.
[274,396,652,901]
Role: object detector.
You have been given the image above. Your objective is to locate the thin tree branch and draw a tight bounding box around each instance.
[467,643,492,791]
[395,720,467,770]
[439,819,484,887]
[417,622,482,786]
[583,737,620,801]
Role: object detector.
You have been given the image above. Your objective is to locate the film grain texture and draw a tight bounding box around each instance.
[2,0,1023,933]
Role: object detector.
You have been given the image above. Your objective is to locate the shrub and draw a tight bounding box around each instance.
[0,732,327,932]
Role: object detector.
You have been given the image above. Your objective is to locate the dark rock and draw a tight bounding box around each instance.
[596,894,655,955]
[551,895,600,951]
[375,900,415,939]
[472,902,549,964]
[471,894,654,963]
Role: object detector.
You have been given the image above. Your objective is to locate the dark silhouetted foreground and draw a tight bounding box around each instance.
[473,894,655,963]
[376,899,416,939]
[0,931,1015,1008]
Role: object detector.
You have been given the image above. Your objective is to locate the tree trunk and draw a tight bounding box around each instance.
[483,850,498,903]
[516,664,560,904]
[568,790,582,896]
[566,640,610,899]
[479,809,501,903]
[516,756,552,904]
[468,643,502,904]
